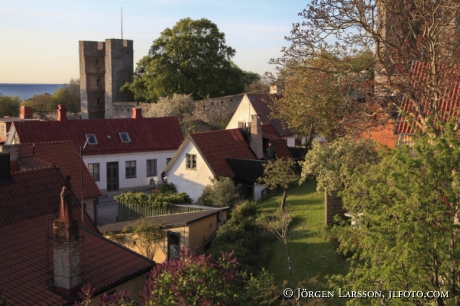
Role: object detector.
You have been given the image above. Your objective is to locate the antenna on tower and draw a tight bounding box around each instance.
[121,7,123,40]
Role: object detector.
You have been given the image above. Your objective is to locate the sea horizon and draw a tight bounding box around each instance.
[0,83,66,100]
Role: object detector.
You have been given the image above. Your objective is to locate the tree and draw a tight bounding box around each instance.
[273,1,460,137]
[51,78,80,113]
[123,18,254,102]
[270,52,376,145]
[122,220,165,260]
[0,94,21,117]
[144,94,200,135]
[197,176,242,208]
[140,248,278,305]
[244,74,271,93]
[300,138,380,193]
[22,93,52,113]
[258,158,299,210]
[330,130,460,305]
[263,207,293,275]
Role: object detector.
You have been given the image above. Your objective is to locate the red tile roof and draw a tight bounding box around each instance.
[247,94,293,137]
[0,167,96,229]
[395,62,460,134]
[18,141,101,200]
[191,129,256,177]
[0,166,154,305]
[187,126,293,178]
[0,215,153,305]
[11,116,183,155]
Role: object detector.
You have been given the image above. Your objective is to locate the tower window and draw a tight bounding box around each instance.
[97,98,101,105]
[95,60,99,67]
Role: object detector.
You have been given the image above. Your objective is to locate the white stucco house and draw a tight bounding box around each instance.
[6,106,183,195]
[164,115,294,202]
[226,93,300,147]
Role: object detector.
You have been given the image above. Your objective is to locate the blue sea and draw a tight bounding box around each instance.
[0,83,65,100]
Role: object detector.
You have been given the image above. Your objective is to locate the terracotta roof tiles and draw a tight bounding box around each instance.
[0,166,154,305]
[18,141,101,200]
[191,129,255,177]
[395,62,460,134]
[12,115,183,155]
[247,94,293,137]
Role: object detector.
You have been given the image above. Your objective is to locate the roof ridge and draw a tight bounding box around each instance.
[11,164,55,174]
[190,128,240,136]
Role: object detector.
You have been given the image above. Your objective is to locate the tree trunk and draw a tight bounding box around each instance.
[280,189,287,211]
[284,239,292,275]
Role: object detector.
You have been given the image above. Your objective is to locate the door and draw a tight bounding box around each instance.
[106,162,119,191]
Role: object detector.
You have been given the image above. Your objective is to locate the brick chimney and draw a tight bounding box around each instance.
[250,115,263,159]
[19,106,33,119]
[57,105,68,122]
[53,178,81,297]
[132,107,142,119]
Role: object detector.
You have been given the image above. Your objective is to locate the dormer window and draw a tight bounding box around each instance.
[119,132,131,143]
[85,134,98,145]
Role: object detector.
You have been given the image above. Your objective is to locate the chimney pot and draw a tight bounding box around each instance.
[57,105,68,122]
[132,107,142,119]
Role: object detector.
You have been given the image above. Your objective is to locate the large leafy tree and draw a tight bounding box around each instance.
[300,138,380,193]
[331,130,460,305]
[123,18,253,102]
[0,94,21,117]
[51,78,80,113]
[271,52,376,144]
[273,1,460,137]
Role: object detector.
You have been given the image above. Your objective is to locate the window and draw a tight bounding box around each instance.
[85,134,98,145]
[166,158,172,166]
[398,134,415,147]
[0,124,4,137]
[119,132,131,143]
[88,163,100,181]
[186,154,196,170]
[125,160,136,178]
[147,159,157,176]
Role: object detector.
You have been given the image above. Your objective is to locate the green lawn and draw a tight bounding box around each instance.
[258,179,349,305]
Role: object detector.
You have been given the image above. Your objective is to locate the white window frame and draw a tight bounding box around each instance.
[186,154,197,170]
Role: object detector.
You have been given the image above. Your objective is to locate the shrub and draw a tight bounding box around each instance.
[207,201,274,275]
[158,182,177,194]
[197,176,241,208]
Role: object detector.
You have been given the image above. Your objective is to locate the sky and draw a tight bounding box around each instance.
[0,0,309,84]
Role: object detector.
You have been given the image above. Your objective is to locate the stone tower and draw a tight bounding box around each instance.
[79,39,134,119]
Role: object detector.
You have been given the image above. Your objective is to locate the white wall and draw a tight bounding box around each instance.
[284,136,296,148]
[165,140,214,202]
[83,150,176,194]
[253,184,266,200]
[226,95,256,129]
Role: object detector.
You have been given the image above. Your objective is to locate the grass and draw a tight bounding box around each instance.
[258,179,349,305]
